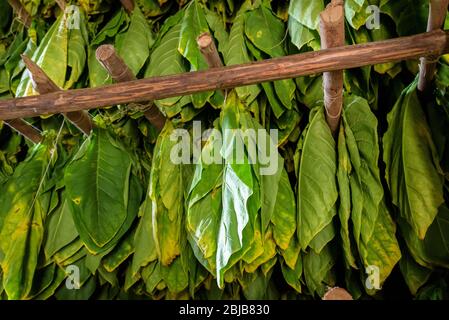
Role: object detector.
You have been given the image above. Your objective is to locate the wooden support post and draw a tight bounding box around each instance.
[320,0,345,135]
[0,30,448,121]
[4,119,42,144]
[7,0,31,28]
[21,55,93,135]
[418,0,448,92]
[120,0,135,13]
[95,45,166,131]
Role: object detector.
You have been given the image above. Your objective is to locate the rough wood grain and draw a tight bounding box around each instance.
[8,0,31,28]
[418,0,449,91]
[4,119,42,144]
[320,0,345,135]
[21,55,93,135]
[0,30,448,121]
[96,45,166,131]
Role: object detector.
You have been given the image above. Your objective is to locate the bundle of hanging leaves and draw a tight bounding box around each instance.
[1,0,449,300]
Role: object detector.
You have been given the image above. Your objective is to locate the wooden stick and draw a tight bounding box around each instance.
[120,0,135,13]
[96,45,166,131]
[0,30,448,121]
[4,119,42,144]
[418,0,449,91]
[21,55,93,135]
[8,0,31,28]
[197,33,224,68]
[320,0,345,135]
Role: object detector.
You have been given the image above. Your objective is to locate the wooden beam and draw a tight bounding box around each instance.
[0,30,448,121]
[320,0,345,135]
[8,0,31,28]
[418,0,448,91]
[95,45,166,131]
[21,55,93,135]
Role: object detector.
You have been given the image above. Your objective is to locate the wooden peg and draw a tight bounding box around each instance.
[95,45,166,132]
[197,32,224,69]
[418,0,449,92]
[7,0,31,28]
[21,55,93,135]
[4,119,42,144]
[322,287,353,300]
[120,0,135,13]
[320,0,345,136]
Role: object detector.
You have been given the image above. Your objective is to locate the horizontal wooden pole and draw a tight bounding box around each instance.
[0,30,448,121]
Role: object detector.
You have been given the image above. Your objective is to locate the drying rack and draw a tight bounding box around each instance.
[0,0,448,141]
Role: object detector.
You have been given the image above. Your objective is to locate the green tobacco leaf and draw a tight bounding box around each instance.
[288,17,318,51]
[224,0,260,104]
[132,197,157,276]
[16,14,68,97]
[90,9,128,47]
[400,205,449,269]
[303,244,336,297]
[43,195,78,259]
[288,0,324,30]
[187,92,267,287]
[400,251,432,296]
[342,95,401,288]
[345,0,370,30]
[297,107,338,249]
[145,22,187,110]
[65,7,88,89]
[117,6,153,76]
[103,228,135,272]
[178,0,213,108]
[65,128,140,254]
[245,40,284,118]
[245,5,296,111]
[359,204,401,290]
[383,80,444,239]
[271,169,296,250]
[0,144,50,299]
[204,8,229,54]
[149,122,185,266]
[336,125,357,269]
[343,96,383,246]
